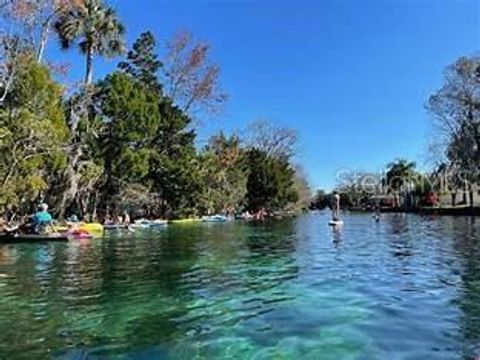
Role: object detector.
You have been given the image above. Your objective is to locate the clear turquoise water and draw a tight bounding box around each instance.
[0,213,479,359]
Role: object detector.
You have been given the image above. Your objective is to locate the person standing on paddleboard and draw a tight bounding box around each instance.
[332,191,341,221]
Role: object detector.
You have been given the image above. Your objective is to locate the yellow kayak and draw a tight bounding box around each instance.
[79,223,104,233]
[53,225,69,232]
[169,218,201,224]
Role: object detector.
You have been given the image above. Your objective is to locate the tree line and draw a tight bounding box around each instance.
[0,0,310,220]
[312,54,480,211]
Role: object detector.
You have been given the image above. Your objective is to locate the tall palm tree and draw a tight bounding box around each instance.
[385,159,416,207]
[54,0,125,84]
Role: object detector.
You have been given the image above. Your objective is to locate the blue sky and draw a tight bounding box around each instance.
[47,0,480,190]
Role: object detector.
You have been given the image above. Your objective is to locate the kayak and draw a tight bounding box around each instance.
[130,219,168,229]
[68,229,93,239]
[79,223,104,233]
[131,223,150,229]
[132,219,152,229]
[169,218,201,224]
[71,233,93,239]
[149,220,168,228]
[202,215,230,223]
[0,233,69,243]
[328,219,344,226]
[53,225,69,232]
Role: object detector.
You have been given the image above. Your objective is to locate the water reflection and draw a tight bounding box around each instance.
[330,225,343,244]
[386,213,410,235]
[448,217,480,359]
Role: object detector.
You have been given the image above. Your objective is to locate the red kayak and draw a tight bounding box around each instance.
[68,229,93,239]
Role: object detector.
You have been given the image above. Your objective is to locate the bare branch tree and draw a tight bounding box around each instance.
[246,119,298,159]
[426,55,480,184]
[0,0,80,63]
[0,34,30,104]
[162,30,228,119]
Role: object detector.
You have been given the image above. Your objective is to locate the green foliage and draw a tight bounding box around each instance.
[291,167,311,211]
[152,154,203,217]
[118,31,162,94]
[244,148,297,212]
[6,58,68,140]
[94,68,202,217]
[385,159,417,192]
[0,60,68,208]
[196,133,248,214]
[1,2,302,219]
[147,99,197,217]
[96,71,160,207]
[311,189,329,210]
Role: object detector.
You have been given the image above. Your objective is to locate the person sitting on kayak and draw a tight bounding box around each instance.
[33,203,53,234]
[103,214,114,225]
[68,214,79,223]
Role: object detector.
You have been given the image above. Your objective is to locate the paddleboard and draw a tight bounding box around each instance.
[328,220,344,226]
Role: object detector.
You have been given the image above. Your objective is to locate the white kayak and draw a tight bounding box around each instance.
[328,219,344,226]
[202,215,230,223]
[131,219,168,229]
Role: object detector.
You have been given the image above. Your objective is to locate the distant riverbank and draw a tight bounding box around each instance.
[349,205,480,216]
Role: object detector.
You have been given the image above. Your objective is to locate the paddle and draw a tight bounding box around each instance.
[49,221,58,234]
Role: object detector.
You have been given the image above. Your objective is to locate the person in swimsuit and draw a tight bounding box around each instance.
[331,191,341,221]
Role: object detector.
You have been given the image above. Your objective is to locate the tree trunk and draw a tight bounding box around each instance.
[92,191,99,221]
[469,190,474,207]
[451,192,456,207]
[36,20,51,63]
[76,197,85,219]
[58,143,83,219]
[85,46,94,85]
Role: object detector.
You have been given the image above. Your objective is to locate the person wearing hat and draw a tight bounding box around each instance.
[33,203,53,234]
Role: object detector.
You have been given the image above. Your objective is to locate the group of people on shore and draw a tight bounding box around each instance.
[241,208,268,221]
[104,213,131,226]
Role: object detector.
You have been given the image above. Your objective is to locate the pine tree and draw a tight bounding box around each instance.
[244,148,297,212]
[118,31,162,94]
[96,71,160,211]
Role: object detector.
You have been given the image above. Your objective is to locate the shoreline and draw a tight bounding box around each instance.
[348,206,480,216]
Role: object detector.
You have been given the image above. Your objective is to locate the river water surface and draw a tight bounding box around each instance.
[0,213,479,359]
